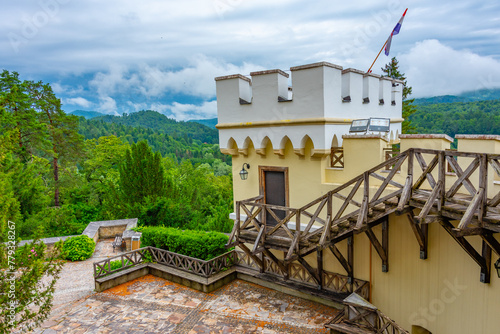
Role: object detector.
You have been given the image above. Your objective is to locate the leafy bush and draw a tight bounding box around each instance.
[11,242,47,268]
[140,227,228,260]
[63,235,95,261]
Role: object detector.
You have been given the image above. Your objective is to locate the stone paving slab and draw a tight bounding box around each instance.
[36,275,338,333]
[48,238,127,313]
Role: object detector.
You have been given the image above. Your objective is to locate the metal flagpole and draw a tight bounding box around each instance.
[367,38,389,73]
[367,8,408,73]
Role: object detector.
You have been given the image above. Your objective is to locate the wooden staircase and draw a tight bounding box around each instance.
[227,148,500,283]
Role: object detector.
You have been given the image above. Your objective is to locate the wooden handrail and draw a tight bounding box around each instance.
[94,247,236,279]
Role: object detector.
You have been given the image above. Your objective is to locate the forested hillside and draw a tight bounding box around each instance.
[189,118,218,129]
[70,110,105,119]
[93,110,218,143]
[79,116,230,165]
[413,88,500,105]
[409,99,500,138]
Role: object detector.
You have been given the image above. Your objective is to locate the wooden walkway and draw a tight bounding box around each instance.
[228,148,500,284]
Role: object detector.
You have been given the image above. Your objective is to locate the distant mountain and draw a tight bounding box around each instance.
[189,118,218,129]
[78,116,230,164]
[92,110,218,144]
[409,99,500,140]
[413,88,500,105]
[70,110,106,119]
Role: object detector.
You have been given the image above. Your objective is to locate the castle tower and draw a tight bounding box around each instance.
[215,61,404,158]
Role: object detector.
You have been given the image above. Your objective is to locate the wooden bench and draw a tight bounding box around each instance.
[112,234,125,252]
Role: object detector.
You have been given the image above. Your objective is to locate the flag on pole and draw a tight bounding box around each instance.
[384,8,407,56]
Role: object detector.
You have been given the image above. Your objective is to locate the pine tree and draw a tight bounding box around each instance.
[0,71,47,161]
[0,71,83,207]
[27,81,83,206]
[119,140,165,205]
[381,57,417,133]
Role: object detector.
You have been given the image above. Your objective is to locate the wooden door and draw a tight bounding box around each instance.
[259,166,289,226]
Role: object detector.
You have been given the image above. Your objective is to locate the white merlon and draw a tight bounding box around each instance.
[215,62,404,153]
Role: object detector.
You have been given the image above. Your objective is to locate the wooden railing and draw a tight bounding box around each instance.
[94,247,150,279]
[228,148,500,261]
[148,247,235,277]
[94,246,236,279]
[234,250,370,300]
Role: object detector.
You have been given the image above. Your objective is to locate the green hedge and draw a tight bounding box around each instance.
[140,227,228,260]
[63,235,95,261]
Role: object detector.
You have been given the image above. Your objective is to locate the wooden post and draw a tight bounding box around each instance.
[382,218,389,273]
[481,240,492,283]
[348,236,354,287]
[365,224,389,273]
[478,154,488,225]
[236,202,241,239]
[438,151,446,212]
[296,209,301,253]
[284,251,290,279]
[407,148,414,177]
[421,224,429,260]
[317,247,324,289]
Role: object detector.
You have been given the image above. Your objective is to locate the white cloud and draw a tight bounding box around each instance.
[51,82,84,96]
[167,101,218,121]
[400,39,500,97]
[97,96,119,115]
[89,56,263,100]
[123,100,217,121]
[138,55,263,98]
[65,97,92,108]
[3,0,500,121]
[89,64,140,98]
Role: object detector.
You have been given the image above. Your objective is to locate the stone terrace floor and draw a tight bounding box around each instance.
[32,239,339,333]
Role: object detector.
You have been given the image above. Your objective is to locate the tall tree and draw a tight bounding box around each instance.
[27,80,83,207]
[381,57,417,133]
[0,71,47,161]
[0,71,83,207]
[119,140,165,205]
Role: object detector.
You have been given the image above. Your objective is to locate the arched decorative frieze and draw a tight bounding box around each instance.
[257,136,272,156]
[275,136,292,156]
[239,136,253,156]
[294,134,312,157]
[221,137,239,156]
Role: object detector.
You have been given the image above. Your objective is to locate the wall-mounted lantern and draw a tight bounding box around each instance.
[239,163,250,180]
[495,258,500,278]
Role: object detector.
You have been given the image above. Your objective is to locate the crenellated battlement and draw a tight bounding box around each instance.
[215,61,404,152]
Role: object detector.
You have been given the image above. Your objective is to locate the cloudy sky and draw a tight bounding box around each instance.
[2,0,500,120]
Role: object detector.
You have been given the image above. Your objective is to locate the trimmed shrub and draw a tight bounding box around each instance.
[140,227,228,260]
[63,235,95,261]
